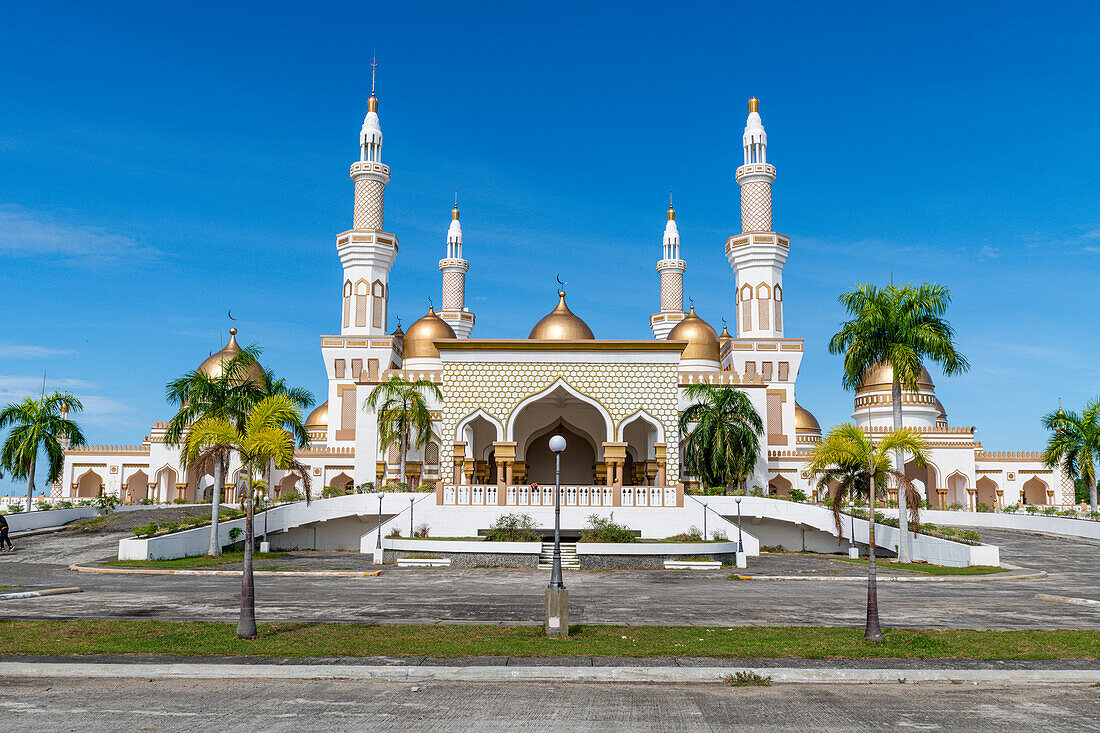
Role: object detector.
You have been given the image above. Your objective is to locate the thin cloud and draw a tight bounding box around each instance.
[978,245,1000,259]
[0,205,159,261]
[0,343,77,358]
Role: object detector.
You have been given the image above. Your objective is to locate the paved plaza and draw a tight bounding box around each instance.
[1,523,1098,629]
[2,677,1099,732]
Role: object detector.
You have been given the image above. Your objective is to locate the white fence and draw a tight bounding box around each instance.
[440,484,681,508]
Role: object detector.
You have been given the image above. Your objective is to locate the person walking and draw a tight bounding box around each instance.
[0,513,12,552]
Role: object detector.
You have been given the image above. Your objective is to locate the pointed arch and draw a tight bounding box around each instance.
[505,378,614,443]
[371,279,385,329]
[354,278,369,327]
[75,468,105,498]
[455,409,504,443]
[755,282,771,299]
[616,409,665,443]
[343,280,353,328]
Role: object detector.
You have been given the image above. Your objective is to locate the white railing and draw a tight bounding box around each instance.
[439,484,680,508]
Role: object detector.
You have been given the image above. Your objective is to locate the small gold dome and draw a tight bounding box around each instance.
[529,291,595,340]
[305,401,328,431]
[367,93,378,113]
[667,306,720,362]
[197,328,265,384]
[403,307,456,359]
[718,323,732,344]
[667,203,676,221]
[748,97,759,113]
[855,362,935,394]
[794,402,821,434]
[452,204,460,221]
[933,397,947,419]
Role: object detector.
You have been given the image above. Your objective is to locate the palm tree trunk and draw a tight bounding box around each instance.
[208,459,223,557]
[1090,480,1098,513]
[891,381,912,564]
[25,457,36,513]
[864,472,885,643]
[238,465,257,640]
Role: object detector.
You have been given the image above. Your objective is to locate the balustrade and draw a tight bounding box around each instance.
[437,484,682,508]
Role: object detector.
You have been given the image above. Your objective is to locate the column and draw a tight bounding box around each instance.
[967,488,977,512]
[452,442,466,485]
[936,488,948,510]
[492,442,517,496]
[602,443,628,491]
[654,443,668,486]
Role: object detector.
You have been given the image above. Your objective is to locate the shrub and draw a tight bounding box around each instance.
[580,513,635,543]
[321,486,344,499]
[711,529,728,541]
[1025,505,1039,514]
[386,527,402,538]
[947,502,965,511]
[413,523,430,538]
[356,481,375,494]
[419,480,437,492]
[748,486,766,498]
[76,499,93,507]
[172,497,187,504]
[787,488,807,503]
[96,494,120,514]
[229,528,243,541]
[483,513,540,542]
[975,502,991,513]
[666,527,703,542]
[161,521,181,532]
[277,491,302,504]
[1042,506,1058,516]
[34,501,54,511]
[7,504,24,513]
[131,522,158,537]
[1002,504,1019,513]
[1057,509,1078,518]
[140,498,154,505]
[57,500,74,509]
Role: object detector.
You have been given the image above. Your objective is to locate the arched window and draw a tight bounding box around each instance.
[773,284,783,331]
[342,281,352,328]
[425,442,440,466]
[372,280,385,329]
[354,280,369,327]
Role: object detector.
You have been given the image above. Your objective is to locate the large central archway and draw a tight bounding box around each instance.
[509,381,610,485]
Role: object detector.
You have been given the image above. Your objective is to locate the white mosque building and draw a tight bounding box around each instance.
[55,90,1073,515]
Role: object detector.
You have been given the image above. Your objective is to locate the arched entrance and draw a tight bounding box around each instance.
[976,476,998,509]
[154,467,178,503]
[769,474,793,499]
[277,475,299,498]
[75,469,104,498]
[620,412,662,486]
[946,473,969,509]
[328,472,353,493]
[1022,476,1048,505]
[510,383,610,485]
[457,411,502,484]
[904,458,938,505]
[125,470,149,503]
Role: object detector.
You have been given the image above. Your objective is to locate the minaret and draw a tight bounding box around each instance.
[337,60,398,336]
[438,197,475,338]
[726,97,789,339]
[650,201,687,339]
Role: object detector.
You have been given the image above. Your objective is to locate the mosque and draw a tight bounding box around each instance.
[56,89,1073,514]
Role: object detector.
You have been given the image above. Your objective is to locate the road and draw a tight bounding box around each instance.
[2,524,1099,629]
[1,677,1098,732]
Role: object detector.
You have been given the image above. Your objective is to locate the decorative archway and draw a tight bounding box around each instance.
[277,474,299,498]
[1022,476,1048,505]
[455,409,504,462]
[154,466,178,503]
[524,423,597,485]
[75,469,104,498]
[904,458,939,504]
[328,472,354,493]
[619,410,663,480]
[946,472,969,509]
[506,379,613,445]
[769,474,793,499]
[976,476,998,509]
[125,470,149,503]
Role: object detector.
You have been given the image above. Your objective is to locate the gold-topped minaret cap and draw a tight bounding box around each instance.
[748,97,759,113]
[667,203,676,221]
[367,94,378,113]
[452,194,460,221]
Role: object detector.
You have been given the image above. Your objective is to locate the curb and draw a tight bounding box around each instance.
[0,588,82,601]
[68,564,382,578]
[0,661,1096,684]
[1036,594,1100,608]
[732,570,1046,582]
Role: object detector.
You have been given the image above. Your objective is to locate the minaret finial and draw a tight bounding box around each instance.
[371,52,377,95]
[452,191,459,220]
[428,296,433,311]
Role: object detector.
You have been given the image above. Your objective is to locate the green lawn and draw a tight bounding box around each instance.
[0,620,1095,660]
[104,551,290,569]
[833,559,1008,576]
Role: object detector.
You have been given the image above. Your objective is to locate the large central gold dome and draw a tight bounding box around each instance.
[529,291,594,340]
[667,306,719,362]
[856,362,935,394]
[403,307,456,359]
[197,328,265,383]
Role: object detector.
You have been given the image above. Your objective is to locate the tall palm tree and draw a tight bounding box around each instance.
[808,423,929,642]
[678,384,764,494]
[367,376,443,487]
[828,282,968,564]
[1042,399,1099,512]
[256,367,314,501]
[0,392,86,512]
[165,345,264,556]
[184,395,312,639]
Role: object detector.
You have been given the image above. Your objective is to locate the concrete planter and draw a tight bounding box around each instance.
[663,560,723,570]
[396,557,451,567]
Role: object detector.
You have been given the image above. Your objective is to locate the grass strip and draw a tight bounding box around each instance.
[832,559,1008,576]
[0,620,1096,660]
[104,551,290,569]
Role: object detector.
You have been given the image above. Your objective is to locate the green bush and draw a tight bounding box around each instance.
[1025,505,1039,514]
[277,491,302,504]
[947,502,965,511]
[7,504,24,513]
[580,513,635,543]
[76,499,93,507]
[56,500,74,509]
[320,486,344,499]
[975,502,991,513]
[139,498,154,505]
[419,480,437,492]
[1085,511,1100,521]
[665,527,703,542]
[787,488,808,503]
[131,523,158,537]
[1002,504,1019,513]
[483,513,540,542]
[34,501,54,511]
[172,497,187,505]
[1057,509,1078,518]
[356,481,375,494]
[1041,506,1058,515]
[229,528,243,541]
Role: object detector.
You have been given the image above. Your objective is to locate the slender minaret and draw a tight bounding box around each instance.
[726,97,789,338]
[337,59,398,336]
[650,201,687,339]
[438,197,475,338]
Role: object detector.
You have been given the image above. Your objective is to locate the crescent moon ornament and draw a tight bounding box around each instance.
[228,309,237,321]
[556,274,566,291]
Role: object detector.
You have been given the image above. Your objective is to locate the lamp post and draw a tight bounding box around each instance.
[702,500,708,540]
[373,491,384,564]
[410,495,416,538]
[734,496,744,552]
[545,434,568,638]
[849,500,859,559]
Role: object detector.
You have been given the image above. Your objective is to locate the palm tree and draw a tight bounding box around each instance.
[808,424,929,642]
[678,384,764,494]
[165,345,264,556]
[367,376,443,487]
[0,392,86,512]
[255,367,314,502]
[1042,399,1099,512]
[184,395,312,639]
[828,282,969,564]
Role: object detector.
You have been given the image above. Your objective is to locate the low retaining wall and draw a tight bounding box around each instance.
[6,507,97,532]
[882,508,1100,542]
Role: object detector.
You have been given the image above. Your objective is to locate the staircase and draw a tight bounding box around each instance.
[538,541,579,570]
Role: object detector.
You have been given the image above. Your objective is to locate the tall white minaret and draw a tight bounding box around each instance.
[650,201,687,339]
[726,97,789,338]
[337,61,398,336]
[438,198,474,338]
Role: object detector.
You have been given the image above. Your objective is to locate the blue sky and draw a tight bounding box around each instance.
[1,2,1098,496]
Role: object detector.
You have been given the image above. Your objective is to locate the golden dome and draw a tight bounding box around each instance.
[748,97,759,113]
[528,291,595,340]
[667,306,720,362]
[452,204,460,221]
[305,401,328,431]
[855,362,935,394]
[197,328,265,384]
[933,397,947,419]
[794,402,821,434]
[403,307,456,359]
[718,323,732,345]
[367,93,378,113]
[667,203,676,221]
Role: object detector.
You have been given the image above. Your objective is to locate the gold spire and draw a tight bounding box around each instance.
[748,97,759,113]
[368,54,379,112]
[452,192,459,220]
[667,191,675,221]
